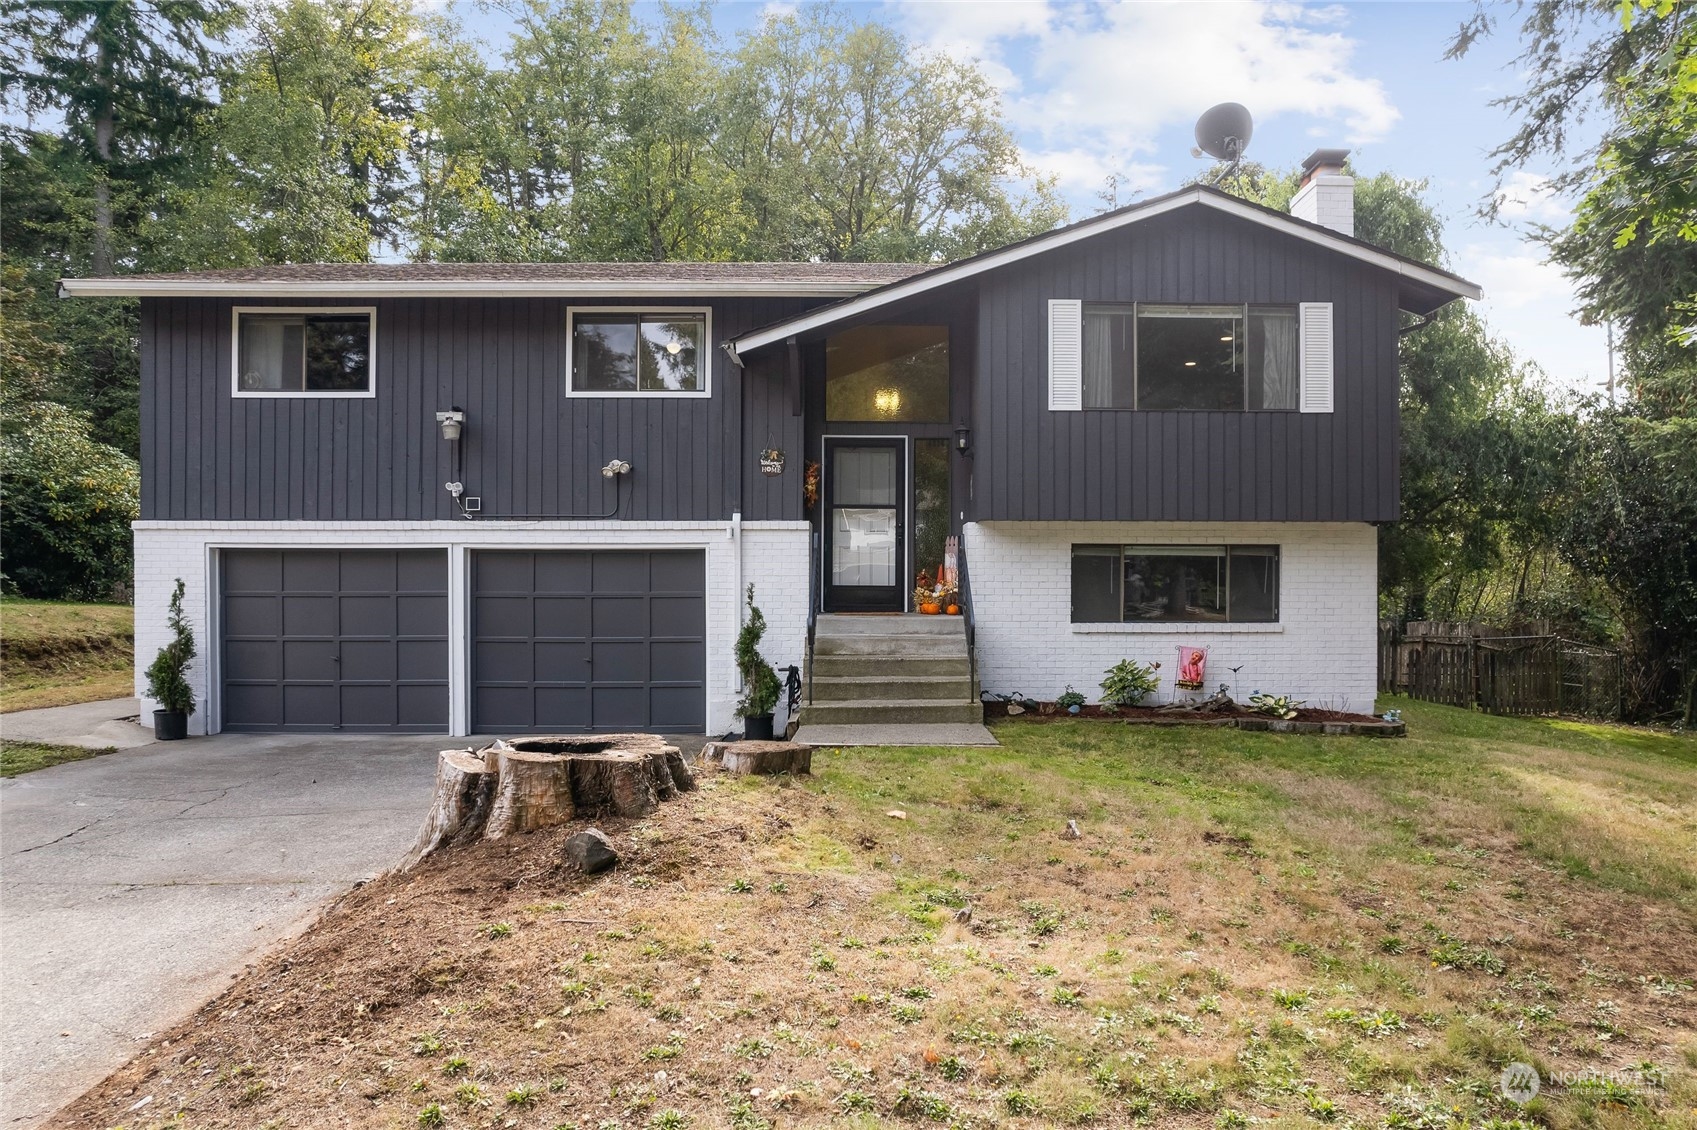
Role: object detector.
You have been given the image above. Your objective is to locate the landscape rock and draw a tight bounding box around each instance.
[564,828,619,874]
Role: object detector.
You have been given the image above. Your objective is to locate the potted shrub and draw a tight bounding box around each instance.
[735,584,782,740]
[145,578,196,740]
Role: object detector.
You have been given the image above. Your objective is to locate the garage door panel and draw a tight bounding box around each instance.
[398,595,448,635]
[338,551,400,591]
[476,553,535,591]
[651,596,704,633]
[590,686,647,727]
[472,550,704,733]
[224,595,280,637]
[533,687,591,728]
[398,685,449,728]
[591,596,647,637]
[650,554,705,593]
[223,549,448,733]
[474,595,533,638]
[224,684,279,726]
[651,686,704,729]
[534,553,592,591]
[282,551,339,590]
[340,639,397,680]
[282,684,338,727]
[533,641,590,680]
[650,640,705,682]
[224,552,282,592]
[592,553,650,592]
[224,639,279,682]
[592,640,647,681]
[474,640,533,682]
[340,684,395,726]
[533,597,589,639]
[282,595,336,637]
[282,639,337,681]
[398,639,447,681]
[397,551,449,591]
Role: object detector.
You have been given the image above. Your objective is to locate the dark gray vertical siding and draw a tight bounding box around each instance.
[973,208,1400,523]
[140,295,819,523]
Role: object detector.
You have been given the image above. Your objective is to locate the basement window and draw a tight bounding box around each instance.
[1071,544,1280,623]
[233,308,374,396]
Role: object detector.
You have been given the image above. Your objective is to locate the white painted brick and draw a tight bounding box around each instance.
[964,521,1378,714]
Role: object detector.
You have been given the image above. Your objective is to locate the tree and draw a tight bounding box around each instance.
[3,0,225,274]
[1203,163,1572,621]
[0,401,140,600]
[722,7,1065,262]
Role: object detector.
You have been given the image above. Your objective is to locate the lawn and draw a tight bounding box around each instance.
[0,598,134,712]
[56,701,1696,1129]
[0,739,118,777]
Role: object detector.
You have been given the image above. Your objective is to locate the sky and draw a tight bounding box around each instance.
[454,0,1613,397]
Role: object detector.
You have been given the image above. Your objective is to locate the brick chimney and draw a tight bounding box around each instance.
[1290,148,1353,236]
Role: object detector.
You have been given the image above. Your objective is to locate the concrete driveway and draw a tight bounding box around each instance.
[0,716,444,1127]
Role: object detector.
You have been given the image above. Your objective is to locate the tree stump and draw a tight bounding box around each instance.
[405,733,692,866]
[405,750,496,866]
[704,740,812,776]
[484,749,579,839]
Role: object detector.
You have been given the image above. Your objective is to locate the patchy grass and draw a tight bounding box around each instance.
[57,699,1697,1129]
[0,598,134,712]
[0,740,118,777]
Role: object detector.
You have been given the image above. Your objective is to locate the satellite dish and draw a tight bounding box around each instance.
[1194,102,1254,162]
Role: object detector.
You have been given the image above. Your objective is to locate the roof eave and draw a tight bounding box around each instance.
[729,188,1481,355]
[55,278,895,299]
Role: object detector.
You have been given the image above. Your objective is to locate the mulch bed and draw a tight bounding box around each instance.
[984,700,1405,736]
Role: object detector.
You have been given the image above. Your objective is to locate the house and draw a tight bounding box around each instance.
[61,151,1478,737]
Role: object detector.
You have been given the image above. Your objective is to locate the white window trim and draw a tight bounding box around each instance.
[230,305,378,399]
[1072,622,1285,635]
[566,305,713,399]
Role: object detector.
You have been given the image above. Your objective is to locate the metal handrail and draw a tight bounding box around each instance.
[805,527,821,705]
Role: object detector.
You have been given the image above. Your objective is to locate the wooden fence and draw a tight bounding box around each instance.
[1378,622,1621,719]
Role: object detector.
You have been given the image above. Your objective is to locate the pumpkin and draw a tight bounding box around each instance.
[946,603,960,615]
[919,602,941,614]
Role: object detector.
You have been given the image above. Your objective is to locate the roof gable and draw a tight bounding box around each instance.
[727,186,1480,358]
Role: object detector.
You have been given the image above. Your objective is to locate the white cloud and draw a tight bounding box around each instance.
[1494,171,1568,223]
[1456,240,1611,392]
[893,0,1400,198]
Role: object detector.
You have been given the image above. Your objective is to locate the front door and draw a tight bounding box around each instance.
[823,438,905,612]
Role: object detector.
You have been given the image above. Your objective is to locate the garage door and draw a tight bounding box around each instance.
[472,550,705,733]
[222,549,449,732]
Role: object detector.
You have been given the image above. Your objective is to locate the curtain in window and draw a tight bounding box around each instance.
[1082,307,1119,408]
[1258,310,1298,410]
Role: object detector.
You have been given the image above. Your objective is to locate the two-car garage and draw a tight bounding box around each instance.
[220,548,706,734]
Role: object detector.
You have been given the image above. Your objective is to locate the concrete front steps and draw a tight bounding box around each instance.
[793,614,993,746]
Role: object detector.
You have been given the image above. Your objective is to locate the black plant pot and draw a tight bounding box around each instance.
[742,713,775,741]
[153,710,188,741]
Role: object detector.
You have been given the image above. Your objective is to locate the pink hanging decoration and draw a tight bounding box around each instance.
[1175,645,1208,690]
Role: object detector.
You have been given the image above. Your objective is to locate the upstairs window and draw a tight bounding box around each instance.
[569,309,708,396]
[1079,303,1299,411]
[1071,544,1280,623]
[234,308,374,396]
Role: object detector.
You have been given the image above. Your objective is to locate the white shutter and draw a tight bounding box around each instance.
[1299,301,1334,413]
[1048,299,1083,411]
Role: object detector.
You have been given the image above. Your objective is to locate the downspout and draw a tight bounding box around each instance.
[726,340,747,705]
[731,509,743,700]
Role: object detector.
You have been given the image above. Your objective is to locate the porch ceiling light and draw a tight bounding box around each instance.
[435,407,466,441]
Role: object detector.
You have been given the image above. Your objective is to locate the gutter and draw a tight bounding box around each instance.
[56,278,897,300]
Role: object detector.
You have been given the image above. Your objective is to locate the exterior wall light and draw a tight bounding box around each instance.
[601,459,632,478]
[435,408,466,441]
[954,425,972,454]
